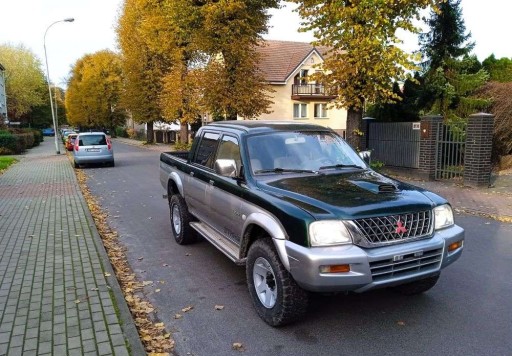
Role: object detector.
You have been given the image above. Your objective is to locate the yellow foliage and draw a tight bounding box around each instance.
[292,0,442,109]
[65,50,123,129]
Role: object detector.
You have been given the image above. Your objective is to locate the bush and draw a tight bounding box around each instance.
[370,160,385,171]
[173,142,193,151]
[115,126,128,138]
[33,130,43,146]
[14,133,35,150]
[126,128,136,139]
[0,133,21,154]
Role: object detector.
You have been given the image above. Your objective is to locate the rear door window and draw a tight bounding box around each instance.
[193,132,220,168]
[79,135,107,146]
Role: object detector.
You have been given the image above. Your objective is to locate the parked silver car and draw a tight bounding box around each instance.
[73,132,114,168]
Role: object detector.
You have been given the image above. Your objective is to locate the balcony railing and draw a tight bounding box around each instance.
[291,84,335,99]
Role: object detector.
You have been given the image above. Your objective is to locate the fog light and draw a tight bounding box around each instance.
[319,264,351,273]
[448,240,463,252]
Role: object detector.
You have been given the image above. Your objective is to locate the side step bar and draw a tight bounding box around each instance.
[190,222,246,265]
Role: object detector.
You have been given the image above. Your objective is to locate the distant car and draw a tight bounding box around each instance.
[65,133,78,151]
[62,130,76,144]
[42,128,55,136]
[73,132,114,168]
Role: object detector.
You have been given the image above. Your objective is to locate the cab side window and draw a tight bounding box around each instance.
[193,132,220,168]
[216,136,240,160]
[216,135,241,168]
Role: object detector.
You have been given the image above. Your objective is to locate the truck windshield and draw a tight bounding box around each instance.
[246,131,366,175]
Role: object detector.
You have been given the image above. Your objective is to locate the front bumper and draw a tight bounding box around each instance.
[286,224,464,293]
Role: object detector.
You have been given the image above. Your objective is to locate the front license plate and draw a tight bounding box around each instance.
[87,148,100,152]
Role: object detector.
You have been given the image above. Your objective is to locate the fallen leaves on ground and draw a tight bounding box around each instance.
[74,167,173,354]
[232,342,245,352]
[214,305,224,310]
[181,306,194,313]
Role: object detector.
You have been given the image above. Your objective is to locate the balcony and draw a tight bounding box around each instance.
[291,84,336,100]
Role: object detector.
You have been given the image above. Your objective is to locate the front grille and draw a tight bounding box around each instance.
[370,248,442,282]
[353,210,433,247]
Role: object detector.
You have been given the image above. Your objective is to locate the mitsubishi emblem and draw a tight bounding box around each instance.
[395,220,408,234]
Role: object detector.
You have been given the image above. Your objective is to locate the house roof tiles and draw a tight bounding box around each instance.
[256,40,328,83]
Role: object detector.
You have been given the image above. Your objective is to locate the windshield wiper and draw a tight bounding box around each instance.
[318,164,364,170]
[255,168,318,174]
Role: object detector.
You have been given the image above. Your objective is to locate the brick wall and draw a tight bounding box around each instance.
[464,113,495,187]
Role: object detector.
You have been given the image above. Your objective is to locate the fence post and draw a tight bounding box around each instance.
[464,113,495,188]
[361,117,376,150]
[419,115,443,180]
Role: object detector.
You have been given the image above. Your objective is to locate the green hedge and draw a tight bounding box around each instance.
[0,134,21,154]
[15,133,35,150]
[29,129,43,146]
[0,129,42,153]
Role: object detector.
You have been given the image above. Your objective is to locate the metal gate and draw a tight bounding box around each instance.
[368,122,420,168]
[435,122,466,180]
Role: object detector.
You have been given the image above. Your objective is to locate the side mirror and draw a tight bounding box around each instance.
[214,159,237,177]
[358,150,371,164]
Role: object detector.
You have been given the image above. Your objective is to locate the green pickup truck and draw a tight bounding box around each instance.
[159,121,464,326]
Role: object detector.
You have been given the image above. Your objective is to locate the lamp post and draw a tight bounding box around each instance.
[44,18,74,155]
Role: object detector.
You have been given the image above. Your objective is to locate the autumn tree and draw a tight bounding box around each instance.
[65,50,125,131]
[146,0,205,143]
[0,43,47,121]
[196,0,277,120]
[291,0,439,149]
[117,0,173,143]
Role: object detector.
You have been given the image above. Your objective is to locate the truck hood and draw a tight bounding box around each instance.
[256,170,443,219]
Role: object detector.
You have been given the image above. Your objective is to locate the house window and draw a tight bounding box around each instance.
[293,103,308,119]
[314,103,328,118]
[294,69,309,85]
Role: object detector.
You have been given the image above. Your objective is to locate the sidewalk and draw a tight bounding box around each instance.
[0,140,145,355]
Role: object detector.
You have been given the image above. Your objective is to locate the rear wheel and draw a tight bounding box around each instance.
[246,238,309,326]
[169,195,196,245]
[391,274,440,295]
[73,161,79,168]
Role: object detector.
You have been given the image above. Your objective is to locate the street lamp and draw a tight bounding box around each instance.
[44,17,74,155]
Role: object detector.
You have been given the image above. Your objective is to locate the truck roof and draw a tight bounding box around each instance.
[203,120,332,134]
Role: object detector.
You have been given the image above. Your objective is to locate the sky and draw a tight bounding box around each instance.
[1,0,511,87]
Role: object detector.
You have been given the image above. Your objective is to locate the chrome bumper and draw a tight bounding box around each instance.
[286,225,464,293]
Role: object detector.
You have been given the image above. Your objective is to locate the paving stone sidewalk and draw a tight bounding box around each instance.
[0,140,145,355]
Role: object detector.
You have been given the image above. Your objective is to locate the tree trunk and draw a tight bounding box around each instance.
[180,122,189,144]
[346,106,364,150]
[146,121,154,143]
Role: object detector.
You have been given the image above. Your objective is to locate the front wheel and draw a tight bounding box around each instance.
[246,238,309,326]
[391,274,440,295]
[169,195,196,245]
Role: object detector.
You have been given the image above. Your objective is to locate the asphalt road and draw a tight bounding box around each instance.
[83,141,512,356]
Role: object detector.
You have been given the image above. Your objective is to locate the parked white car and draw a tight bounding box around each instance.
[73,132,114,168]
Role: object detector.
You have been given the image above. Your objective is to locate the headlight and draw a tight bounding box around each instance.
[434,204,454,230]
[309,220,352,246]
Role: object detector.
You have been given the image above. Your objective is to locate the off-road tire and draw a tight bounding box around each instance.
[169,195,196,245]
[246,238,309,326]
[391,274,440,295]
